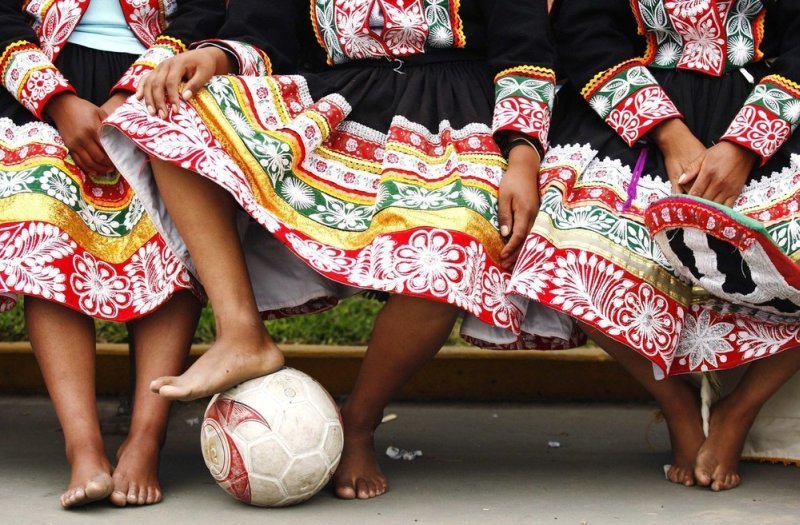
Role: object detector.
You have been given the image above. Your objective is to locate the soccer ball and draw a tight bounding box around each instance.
[200,368,343,506]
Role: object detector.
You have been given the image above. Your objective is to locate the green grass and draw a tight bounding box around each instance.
[0,296,466,346]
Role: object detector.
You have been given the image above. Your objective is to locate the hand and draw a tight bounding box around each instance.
[498,143,541,271]
[684,141,756,207]
[135,47,235,120]
[100,91,131,117]
[45,93,114,176]
[650,118,706,194]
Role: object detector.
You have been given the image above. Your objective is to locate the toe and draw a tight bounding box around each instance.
[110,490,128,507]
[157,384,192,400]
[335,481,356,500]
[146,487,156,505]
[137,486,147,505]
[127,483,139,504]
[694,466,711,486]
[149,376,170,393]
[356,479,370,499]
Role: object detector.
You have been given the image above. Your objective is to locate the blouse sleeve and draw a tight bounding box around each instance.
[720,1,800,165]
[552,0,682,147]
[112,0,227,94]
[0,0,76,119]
[193,0,307,76]
[482,0,557,152]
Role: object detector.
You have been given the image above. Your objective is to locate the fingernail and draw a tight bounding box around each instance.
[158,109,166,119]
[182,89,192,100]
[172,103,178,113]
[500,225,510,237]
[678,173,687,184]
[147,105,155,115]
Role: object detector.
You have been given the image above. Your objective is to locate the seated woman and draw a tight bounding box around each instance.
[508,0,800,491]
[101,0,571,499]
[0,0,223,508]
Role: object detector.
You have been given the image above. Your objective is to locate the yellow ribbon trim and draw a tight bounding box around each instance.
[0,193,159,263]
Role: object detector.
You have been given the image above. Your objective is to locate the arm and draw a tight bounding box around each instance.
[720,1,800,165]
[0,0,76,119]
[553,0,682,147]
[111,0,227,94]
[480,0,556,268]
[483,0,556,154]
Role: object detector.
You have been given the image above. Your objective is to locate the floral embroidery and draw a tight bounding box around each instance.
[635,0,766,75]
[722,76,800,164]
[583,64,681,146]
[493,67,555,148]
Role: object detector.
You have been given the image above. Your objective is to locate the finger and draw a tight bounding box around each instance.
[164,67,184,114]
[84,139,114,173]
[153,66,172,119]
[182,63,214,101]
[498,191,512,239]
[677,159,702,189]
[69,149,94,176]
[145,67,168,117]
[135,71,152,100]
[688,165,712,199]
[501,205,532,264]
[723,194,737,208]
[72,148,106,176]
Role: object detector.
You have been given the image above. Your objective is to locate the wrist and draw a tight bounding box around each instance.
[44,92,78,121]
[508,142,541,164]
[721,140,758,168]
[649,118,686,153]
[207,47,236,75]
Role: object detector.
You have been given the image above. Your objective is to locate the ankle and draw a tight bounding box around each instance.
[340,404,382,435]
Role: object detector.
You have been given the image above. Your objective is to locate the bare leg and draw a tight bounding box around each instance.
[25,298,113,508]
[334,295,459,500]
[110,291,201,506]
[579,323,705,487]
[147,158,283,400]
[696,346,800,491]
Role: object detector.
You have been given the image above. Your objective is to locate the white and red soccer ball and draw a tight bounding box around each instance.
[200,368,343,507]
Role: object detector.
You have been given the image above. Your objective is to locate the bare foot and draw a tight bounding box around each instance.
[694,397,754,491]
[662,381,705,487]
[150,333,284,401]
[60,448,114,508]
[333,407,388,500]
[110,434,163,507]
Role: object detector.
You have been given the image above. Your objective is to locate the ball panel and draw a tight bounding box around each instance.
[248,475,288,507]
[276,404,328,454]
[249,437,292,479]
[322,423,344,466]
[282,453,330,498]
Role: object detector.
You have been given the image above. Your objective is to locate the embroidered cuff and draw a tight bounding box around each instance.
[194,39,272,76]
[721,75,800,165]
[0,41,76,119]
[112,36,187,94]
[582,62,682,147]
[492,66,556,151]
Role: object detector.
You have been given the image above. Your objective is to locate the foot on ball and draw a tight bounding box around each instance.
[150,334,284,401]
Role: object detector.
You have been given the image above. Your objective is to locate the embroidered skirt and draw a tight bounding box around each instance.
[508,67,800,375]
[102,52,575,347]
[0,44,197,321]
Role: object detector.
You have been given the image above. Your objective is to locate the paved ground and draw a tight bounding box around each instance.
[2,397,798,525]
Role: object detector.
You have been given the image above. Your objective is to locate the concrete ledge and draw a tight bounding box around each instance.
[0,343,650,402]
